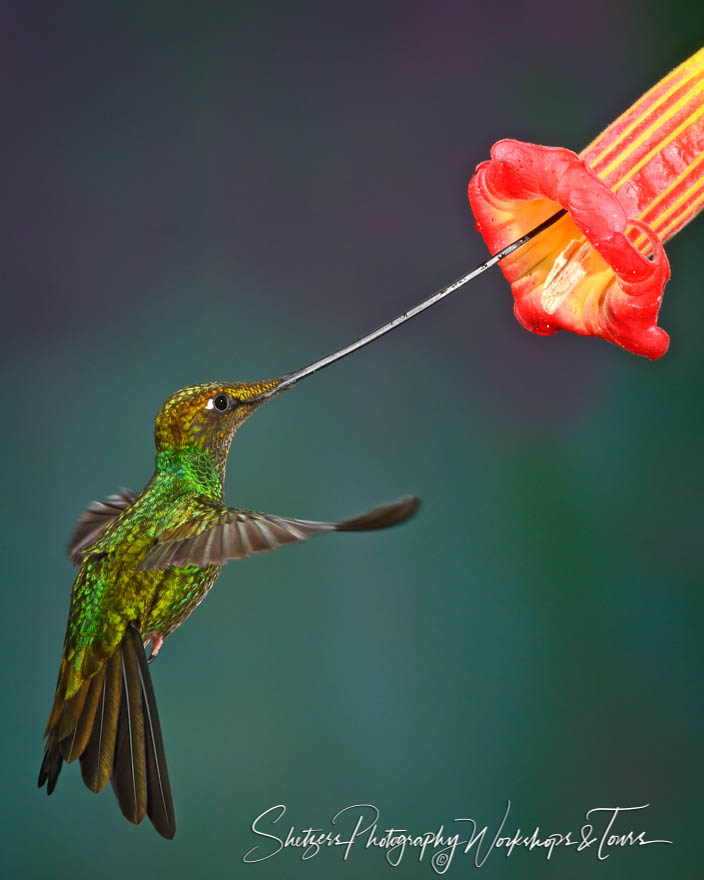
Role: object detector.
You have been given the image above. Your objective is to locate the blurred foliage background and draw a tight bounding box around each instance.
[2,1,702,877]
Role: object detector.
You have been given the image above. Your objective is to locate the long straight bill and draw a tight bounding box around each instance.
[259,208,567,399]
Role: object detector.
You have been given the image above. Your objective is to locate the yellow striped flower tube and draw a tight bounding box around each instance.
[469,47,704,358]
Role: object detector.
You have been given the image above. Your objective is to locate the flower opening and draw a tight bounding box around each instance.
[468,47,704,359]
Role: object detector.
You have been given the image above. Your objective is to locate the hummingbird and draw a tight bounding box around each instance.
[38,208,564,839]
[38,371,419,839]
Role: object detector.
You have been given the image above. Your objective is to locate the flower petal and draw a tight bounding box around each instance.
[469,139,670,358]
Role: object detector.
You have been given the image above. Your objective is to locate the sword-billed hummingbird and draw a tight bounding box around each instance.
[38,209,565,838]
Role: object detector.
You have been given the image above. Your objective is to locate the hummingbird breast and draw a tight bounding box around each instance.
[143,563,223,642]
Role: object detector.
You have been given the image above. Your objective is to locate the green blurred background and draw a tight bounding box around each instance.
[3,1,703,877]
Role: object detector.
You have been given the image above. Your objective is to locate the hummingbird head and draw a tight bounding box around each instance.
[154,379,281,470]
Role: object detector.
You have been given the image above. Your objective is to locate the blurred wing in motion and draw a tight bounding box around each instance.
[138,495,420,570]
[68,488,137,564]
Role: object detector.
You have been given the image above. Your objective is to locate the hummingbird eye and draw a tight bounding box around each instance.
[212,393,231,412]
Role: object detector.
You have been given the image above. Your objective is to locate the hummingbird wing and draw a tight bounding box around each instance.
[137,495,419,570]
[68,487,138,564]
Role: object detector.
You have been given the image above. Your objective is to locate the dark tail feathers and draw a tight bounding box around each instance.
[38,624,175,839]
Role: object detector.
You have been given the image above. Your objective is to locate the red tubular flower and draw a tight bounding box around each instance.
[468,47,704,358]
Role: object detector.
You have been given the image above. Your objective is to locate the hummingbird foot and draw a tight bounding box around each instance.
[148,636,164,663]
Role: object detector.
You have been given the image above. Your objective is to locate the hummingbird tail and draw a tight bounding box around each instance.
[38,624,175,839]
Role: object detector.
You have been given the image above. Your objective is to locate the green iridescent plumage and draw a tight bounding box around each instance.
[58,380,274,701]
[63,474,223,697]
[39,379,419,839]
